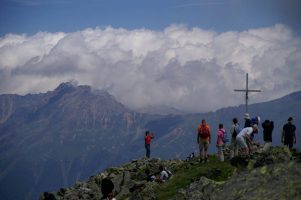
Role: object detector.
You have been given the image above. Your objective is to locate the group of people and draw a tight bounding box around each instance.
[98,115,296,199]
[144,115,297,163]
[197,114,297,162]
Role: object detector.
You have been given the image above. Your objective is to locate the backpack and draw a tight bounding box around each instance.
[198,125,210,139]
[251,116,260,125]
[232,125,240,138]
[222,130,229,143]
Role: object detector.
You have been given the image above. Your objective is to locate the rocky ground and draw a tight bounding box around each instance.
[175,149,301,200]
[40,146,301,200]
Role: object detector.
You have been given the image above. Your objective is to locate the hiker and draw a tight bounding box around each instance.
[244,113,260,141]
[145,131,154,158]
[156,165,169,183]
[236,124,258,155]
[101,178,116,200]
[282,117,297,149]
[262,119,274,152]
[244,113,252,128]
[230,118,240,158]
[216,124,225,162]
[41,192,57,200]
[197,119,211,163]
[145,169,156,182]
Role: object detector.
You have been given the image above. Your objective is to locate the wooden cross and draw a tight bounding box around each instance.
[234,73,261,113]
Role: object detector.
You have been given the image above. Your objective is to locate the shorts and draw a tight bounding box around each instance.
[199,140,209,150]
[236,136,248,149]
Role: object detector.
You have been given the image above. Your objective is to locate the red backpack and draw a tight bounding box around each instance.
[198,125,210,139]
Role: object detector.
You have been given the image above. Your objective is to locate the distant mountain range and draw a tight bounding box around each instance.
[0,82,300,200]
[136,104,188,115]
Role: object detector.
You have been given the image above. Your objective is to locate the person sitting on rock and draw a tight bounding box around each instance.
[156,165,169,183]
[101,178,116,200]
[41,192,57,200]
[236,124,258,155]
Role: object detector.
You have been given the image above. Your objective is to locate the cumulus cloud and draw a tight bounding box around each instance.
[0,24,300,112]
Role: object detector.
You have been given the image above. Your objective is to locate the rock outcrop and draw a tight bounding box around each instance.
[175,161,301,200]
[40,146,301,200]
[175,148,301,200]
[40,158,184,200]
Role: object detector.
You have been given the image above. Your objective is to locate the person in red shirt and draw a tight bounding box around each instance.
[145,131,154,158]
[197,119,211,163]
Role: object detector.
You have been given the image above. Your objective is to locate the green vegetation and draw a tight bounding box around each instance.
[154,155,235,199]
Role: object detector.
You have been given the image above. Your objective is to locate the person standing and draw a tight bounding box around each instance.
[197,119,211,163]
[230,118,240,158]
[262,119,274,152]
[236,124,258,155]
[216,124,225,162]
[282,117,297,149]
[145,131,154,158]
[244,113,252,128]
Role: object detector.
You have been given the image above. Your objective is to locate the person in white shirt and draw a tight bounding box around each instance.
[156,165,169,183]
[236,124,258,154]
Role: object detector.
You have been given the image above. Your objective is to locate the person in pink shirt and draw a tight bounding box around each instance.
[216,123,225,162]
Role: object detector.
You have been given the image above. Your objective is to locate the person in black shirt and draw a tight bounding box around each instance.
[244,113,252,128]
[282,117,297,149]
[262,119,274,152]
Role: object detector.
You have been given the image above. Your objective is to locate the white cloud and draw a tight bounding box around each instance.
[0,24,300,112]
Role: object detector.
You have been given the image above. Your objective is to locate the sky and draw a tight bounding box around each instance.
[0,0,301,112]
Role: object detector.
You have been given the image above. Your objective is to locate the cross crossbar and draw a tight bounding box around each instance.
[234,73,261,113]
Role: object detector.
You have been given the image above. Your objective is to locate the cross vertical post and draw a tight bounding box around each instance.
[234,73,261,113]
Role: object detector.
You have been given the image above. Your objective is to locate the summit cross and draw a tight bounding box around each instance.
[234,73,261,113]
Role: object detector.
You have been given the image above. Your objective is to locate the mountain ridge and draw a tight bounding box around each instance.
[40,146,301,200]
[0,83,300,200]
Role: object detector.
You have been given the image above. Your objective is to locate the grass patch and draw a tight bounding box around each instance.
[155,155,235,200]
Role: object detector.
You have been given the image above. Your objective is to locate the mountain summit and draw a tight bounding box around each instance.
[0,82,144,200]
[0,83,300,200]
